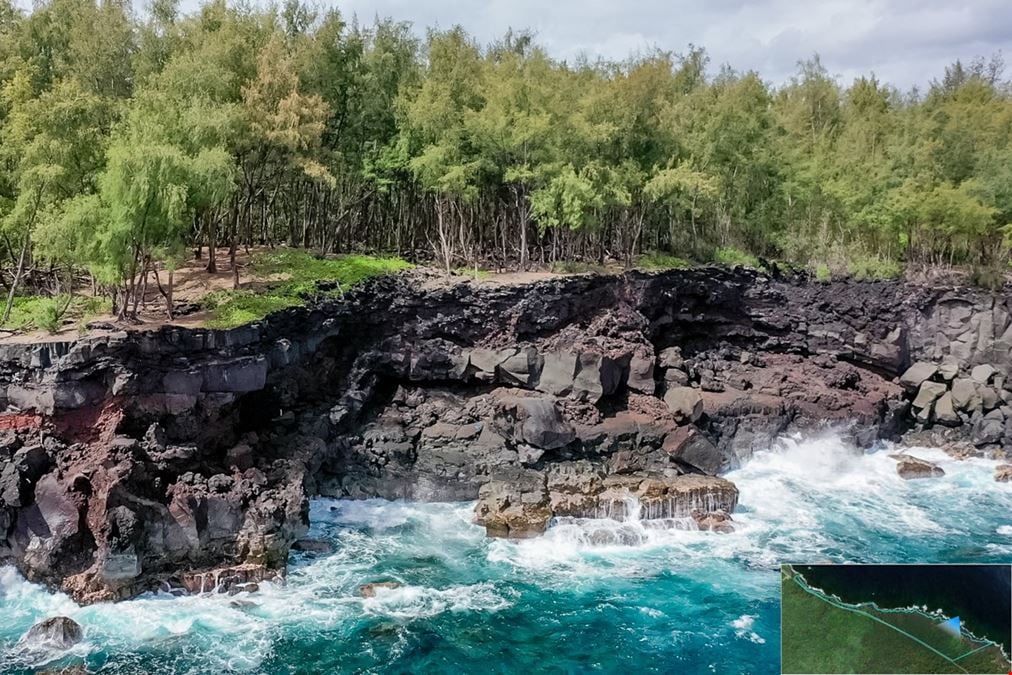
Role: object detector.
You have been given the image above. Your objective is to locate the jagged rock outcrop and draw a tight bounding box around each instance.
[0,268,1011,600]
[473,467,738,537]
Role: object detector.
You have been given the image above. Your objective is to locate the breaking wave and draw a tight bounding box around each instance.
[2,433,1012,673]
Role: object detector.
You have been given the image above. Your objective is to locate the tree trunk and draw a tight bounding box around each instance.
[206,214,217,273]
[1,233,30,324]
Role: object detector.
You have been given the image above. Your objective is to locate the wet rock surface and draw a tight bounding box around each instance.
[20,617,83,651]
[0,268,1011,600]
[359,581,401,597]
[891,453,946,479]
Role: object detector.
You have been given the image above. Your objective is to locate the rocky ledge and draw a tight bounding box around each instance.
[0,267,1011,602]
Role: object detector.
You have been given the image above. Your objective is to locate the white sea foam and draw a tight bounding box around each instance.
[489,432,1012,588]
[361,582,515,619]
[3,432,1011,670]
[731,614,765,644]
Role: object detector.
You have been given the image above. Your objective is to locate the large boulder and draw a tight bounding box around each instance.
[535,351,622,403]
[571,352,623,402]
[971,364,998,385]
[899,362,938,390]
[21,616,82,651]
[911,381,947,410]
[934,392,961,426]
[891,454,944,480]
[537,352,578,397]
[664,387,703,423]
[626,354,655,394]
[951,378,981,412]
[868,326,907,373]
[517,398,575,450]
[972,409,1006,446]
[663,426,732,475]
[981,386,1001,411]
[664,368,689,387]
[492,394,575,451]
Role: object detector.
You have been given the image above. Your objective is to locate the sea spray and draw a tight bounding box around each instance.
[2,433,1012,673]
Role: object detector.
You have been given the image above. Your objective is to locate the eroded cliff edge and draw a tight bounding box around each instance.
[0,268,1010,602]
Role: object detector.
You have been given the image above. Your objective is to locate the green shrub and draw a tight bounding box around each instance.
[847,255,903,281]
[636,252,692,271]
[1,294,108,333]
[35,301,63,333]
[714,246,761,269]
[206,251,413,329]
[814,263,832,283]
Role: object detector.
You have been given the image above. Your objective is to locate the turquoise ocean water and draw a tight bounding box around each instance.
[3,434,1012,674]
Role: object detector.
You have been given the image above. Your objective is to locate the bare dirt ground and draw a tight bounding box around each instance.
[0,248,261,344]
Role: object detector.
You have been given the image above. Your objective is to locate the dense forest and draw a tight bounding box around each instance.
[1,0,1011,319]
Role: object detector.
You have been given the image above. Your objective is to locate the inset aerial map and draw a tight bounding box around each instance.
[782,564,1012,674]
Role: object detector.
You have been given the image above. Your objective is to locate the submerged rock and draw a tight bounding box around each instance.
[292,538,334,555]
[692,509,735,533]
[360,581,402,598]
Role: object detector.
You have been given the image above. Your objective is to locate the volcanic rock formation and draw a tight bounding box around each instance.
[0,267,1010,600]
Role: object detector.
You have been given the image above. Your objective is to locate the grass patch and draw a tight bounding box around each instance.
[205,250,412,329]
[1,295,111,334]
[714,246,761,269]
[847,255,903,281]
[203,290,304,329]
[636,252,692,271]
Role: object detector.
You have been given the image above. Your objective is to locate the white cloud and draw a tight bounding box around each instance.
[329,0,1012,89]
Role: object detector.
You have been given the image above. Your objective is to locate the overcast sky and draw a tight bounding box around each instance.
[329,0,1011,90]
